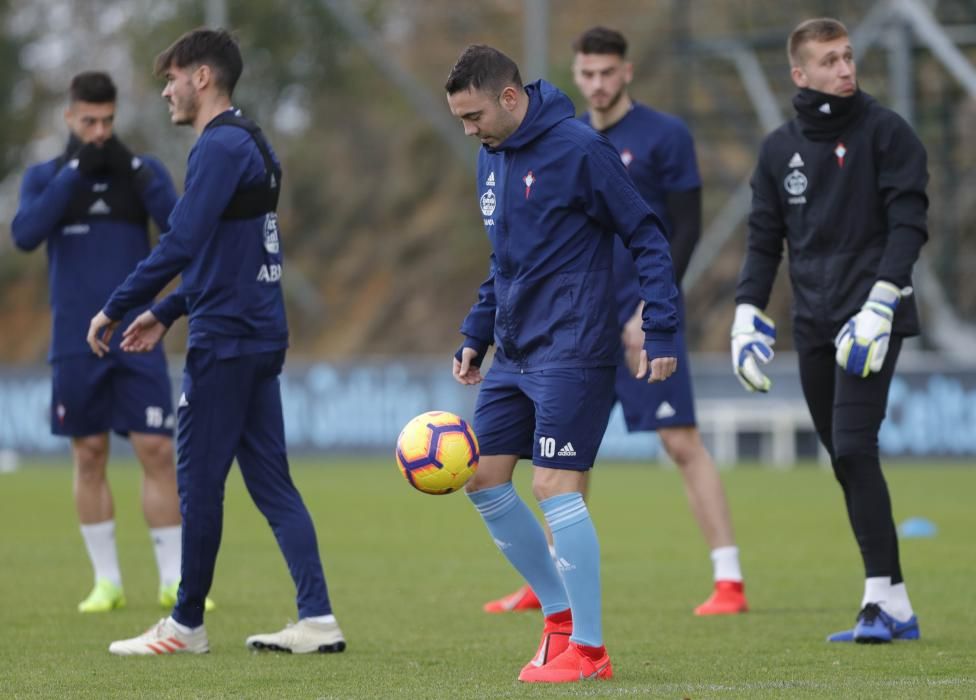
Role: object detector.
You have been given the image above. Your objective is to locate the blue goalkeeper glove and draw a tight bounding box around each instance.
[835,280,902,378]
[730,303,776,393]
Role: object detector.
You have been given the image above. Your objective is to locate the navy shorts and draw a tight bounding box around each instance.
[473,366,616,471]
[614,324,697,431]
[51,348,174,438]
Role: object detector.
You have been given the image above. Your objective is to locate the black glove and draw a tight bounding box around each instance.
[103,136,139,175]
[73,141,109,177]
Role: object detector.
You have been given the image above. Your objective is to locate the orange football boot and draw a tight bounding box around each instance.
[694,580,749,615]
[519,642,613,683]
[482,584,542,613]
[518,608,572,677]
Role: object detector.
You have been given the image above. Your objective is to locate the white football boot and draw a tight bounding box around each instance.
[109,617,209,656]
[245,618,346,654]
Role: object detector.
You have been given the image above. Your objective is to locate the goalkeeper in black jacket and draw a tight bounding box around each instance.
[733,18,927,644]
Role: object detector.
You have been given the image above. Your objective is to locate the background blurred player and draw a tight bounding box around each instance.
[447,44,678,683]
[733,17,926,643]
[483,26,749,618]
[87,28,344,656]
[9,71,196,614]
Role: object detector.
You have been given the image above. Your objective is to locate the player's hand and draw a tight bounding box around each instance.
[835,281,902,378]
[636,351,677,383]
[453,347,483,385]
[621,302,645,375]
[121,310,167,353]
[730,303,776,392]
[104,136,140,175]
[71,141,108,177]
[87,310,119,358]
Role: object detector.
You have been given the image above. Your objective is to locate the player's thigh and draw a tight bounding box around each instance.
[111,347,175,437]
[526,366,616,471]
[176,348,250,496]
[51,354,114,437]
[615,333,697,432]
[472,369,535,460]
[235,350,294,498]
[832,335,903,455]
[796,342,838,447]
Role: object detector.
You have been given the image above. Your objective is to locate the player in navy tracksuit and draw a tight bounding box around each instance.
[88,29,344,657]
[484,27,750,619]
[10,71,190,614]
[446,45,678,684]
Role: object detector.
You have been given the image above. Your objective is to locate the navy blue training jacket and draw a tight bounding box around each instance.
[461,80,678,371]
[103,110,288,358]
[11,155,177,361]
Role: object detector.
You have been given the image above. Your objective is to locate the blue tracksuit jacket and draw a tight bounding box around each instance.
[103,110,288,358]
[11,155,177,361]
[461,80,678,371]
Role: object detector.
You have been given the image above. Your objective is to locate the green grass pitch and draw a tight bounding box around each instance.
[1,458,974,698]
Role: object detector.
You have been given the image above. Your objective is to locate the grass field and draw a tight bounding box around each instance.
[1,458,974,699]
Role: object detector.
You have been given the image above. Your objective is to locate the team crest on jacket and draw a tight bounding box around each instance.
[523,171,535,199]
[620,149,634,167]
[480,189,496,216]
[784,169,807,196]
[834,142,847,168]
[263,213,280,254]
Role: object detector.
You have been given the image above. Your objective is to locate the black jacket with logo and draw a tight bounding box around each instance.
[736,89,928,347]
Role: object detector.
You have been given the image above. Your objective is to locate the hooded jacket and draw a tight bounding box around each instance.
[737,88,928,346]
[461,80,678,371]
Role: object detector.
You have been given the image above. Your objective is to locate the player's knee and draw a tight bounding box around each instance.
[72,435,109,474]
[659,427,704,467]
[832,430,878,461]
[133,434,176,473]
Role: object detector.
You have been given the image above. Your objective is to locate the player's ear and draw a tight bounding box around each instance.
[193,64,211,90]
[623,61,634,85]
[499,85,519,111]
[790,64,808,88]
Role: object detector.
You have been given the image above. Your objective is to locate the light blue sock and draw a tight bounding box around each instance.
[540,492,602,647]
[468,483,569,616]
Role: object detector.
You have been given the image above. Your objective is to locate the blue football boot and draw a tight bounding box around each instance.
[827,603,921,643]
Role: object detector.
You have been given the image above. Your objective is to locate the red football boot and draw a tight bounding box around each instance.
[518,609,572,677]
[519,642,613,683]
[694,580,749,615]
[482,584,542,613]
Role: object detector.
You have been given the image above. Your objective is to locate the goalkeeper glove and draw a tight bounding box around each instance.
[835,280,902,378]
[730,303,776,393]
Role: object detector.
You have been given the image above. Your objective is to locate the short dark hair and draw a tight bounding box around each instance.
[154,28,243,96]
[788,18,849,65]
[445,44,522,96]
[572,26,627,57]
[69,72,117,104]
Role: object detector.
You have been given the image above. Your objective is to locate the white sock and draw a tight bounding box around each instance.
[861,576,890,607]
[150,525,182,588]
[710,546,743,582]
[80,520,122,587]
[304,614,336,624]
[885,582,915,621]
[168,616,201,634]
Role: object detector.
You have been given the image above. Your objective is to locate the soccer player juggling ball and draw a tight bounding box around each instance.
[733,18,927,643]
[10,71,203,614]
[483,25,750,619]
[87,28,345,657]
[447,45,678,683]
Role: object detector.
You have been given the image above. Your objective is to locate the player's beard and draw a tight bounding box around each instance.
[590,85,625,114]
[170,90,200,126]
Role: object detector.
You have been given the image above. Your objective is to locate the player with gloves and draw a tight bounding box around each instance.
[733,18,927,643]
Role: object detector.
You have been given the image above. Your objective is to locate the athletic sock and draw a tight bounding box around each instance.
[150,525,182,588]
[710,545,743,582]
[540,492,602,647]
[80,520,122,587]
[304,614,337,624]
[468,483,569,616]
[885,582,915,621]
[861,576,890,607]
